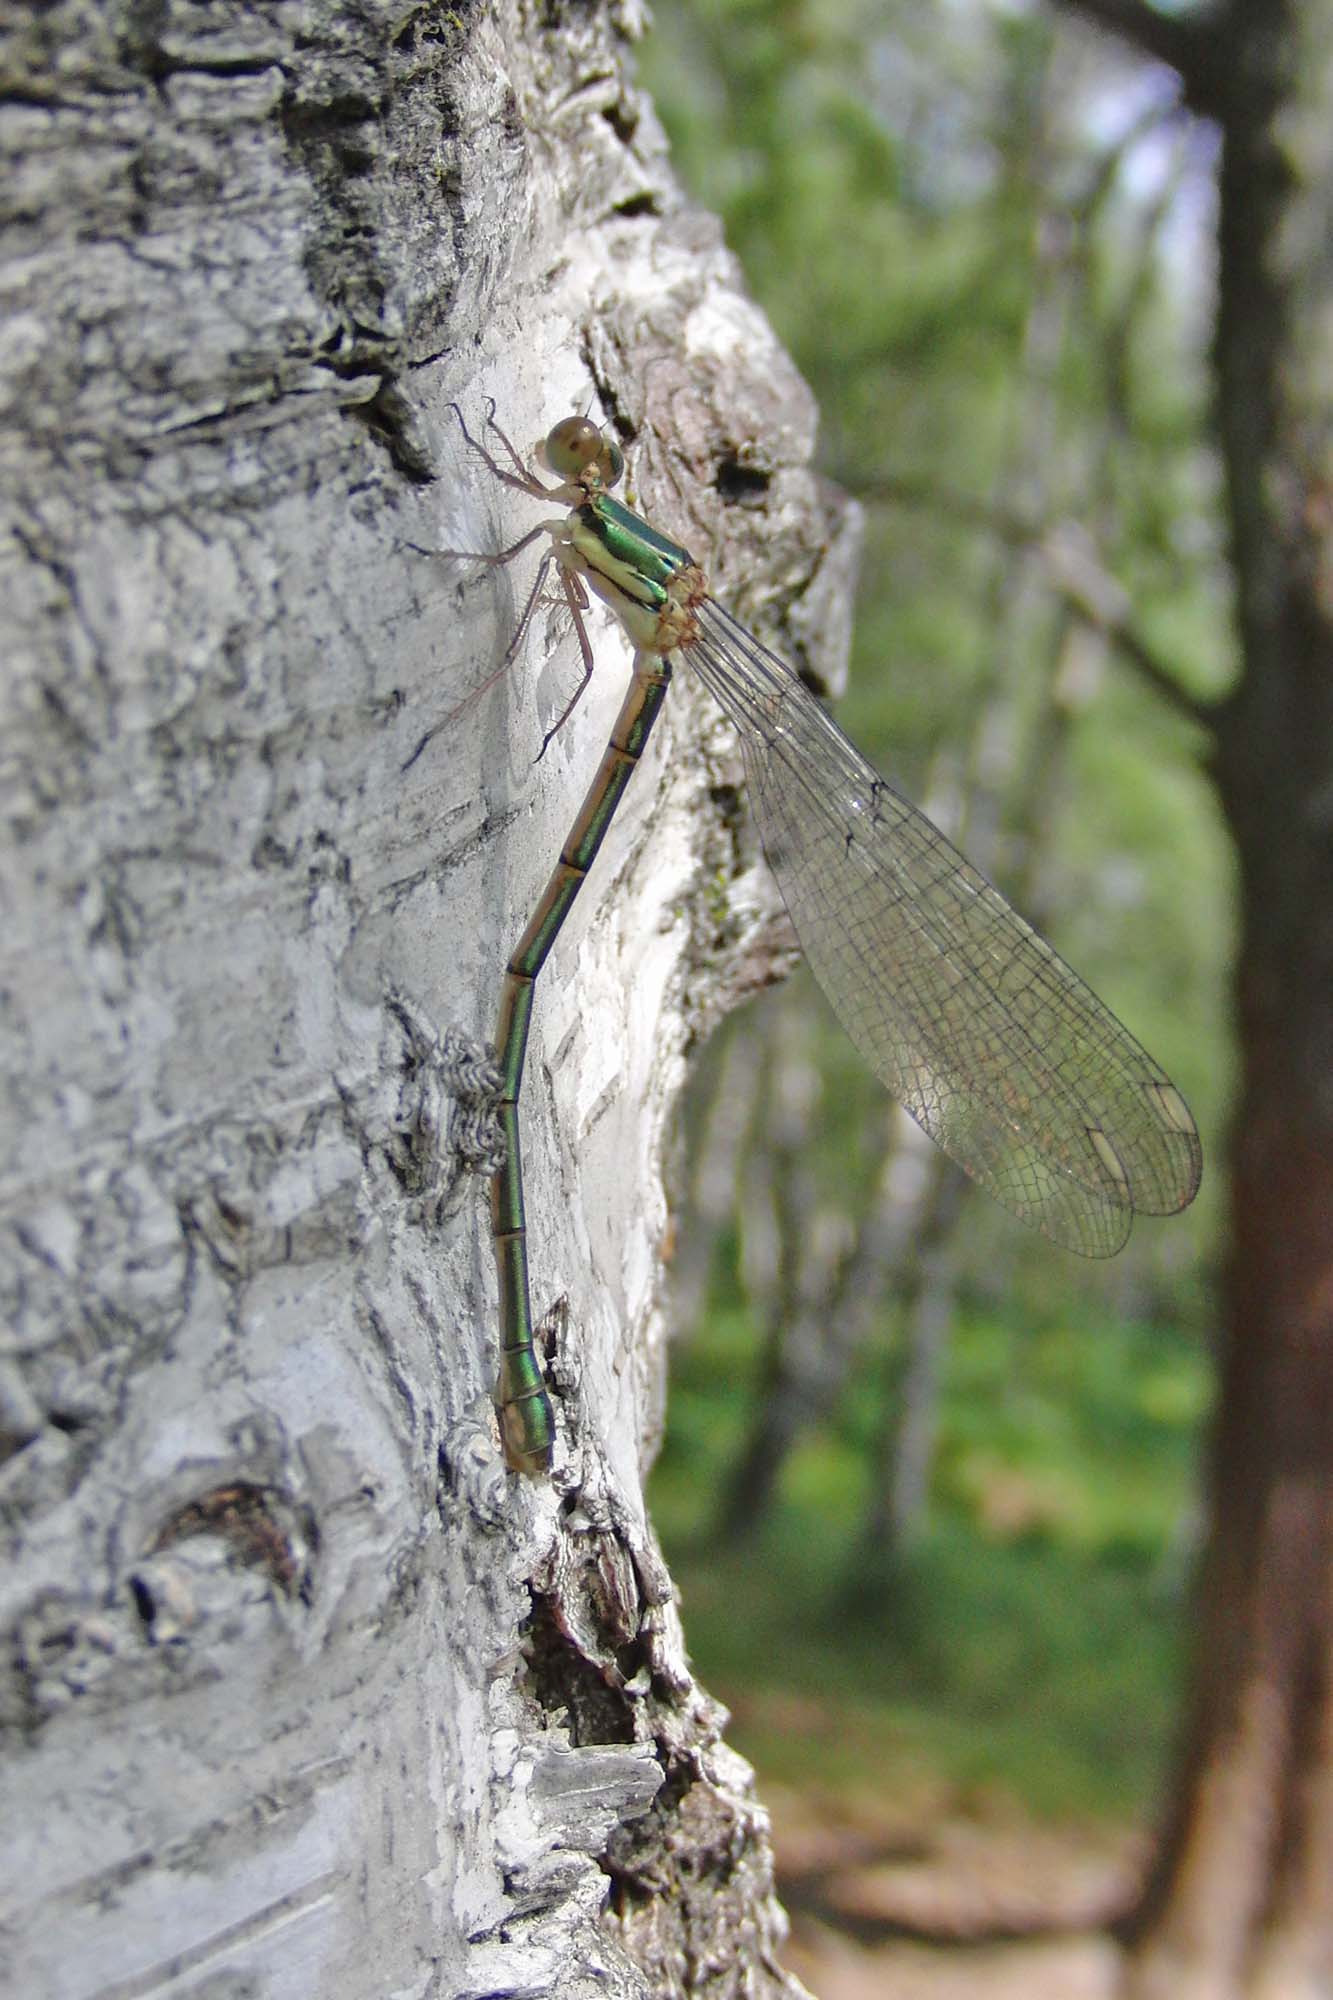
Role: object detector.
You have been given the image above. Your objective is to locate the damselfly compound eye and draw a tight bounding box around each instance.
[541,416,623,489]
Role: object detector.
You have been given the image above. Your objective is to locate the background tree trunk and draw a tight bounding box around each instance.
[0,2,857,1993]
[1052,3,1333,1993]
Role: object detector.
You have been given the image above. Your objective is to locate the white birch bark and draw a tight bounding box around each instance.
[0,1,858,1993]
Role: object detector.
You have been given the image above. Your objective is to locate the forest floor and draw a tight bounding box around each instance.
[651,1289,1204,1998]
[784,1929,1118,2000]
[767,1780,1140,2000]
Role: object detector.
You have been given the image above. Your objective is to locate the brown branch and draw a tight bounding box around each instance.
[1046,0,1232,120]
[847,470,1035,546]
[844,472,1212,731]
[1037,528,1212,730]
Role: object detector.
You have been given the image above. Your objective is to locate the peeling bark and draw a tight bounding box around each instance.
[0,2,858,1992]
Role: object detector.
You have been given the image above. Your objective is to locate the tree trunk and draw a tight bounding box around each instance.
[1050,3,1333,1993]
[0,3,857,1993]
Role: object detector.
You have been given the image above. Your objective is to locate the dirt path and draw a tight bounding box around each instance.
[786,1928,1120,1999]
[767,1783,1140,1999]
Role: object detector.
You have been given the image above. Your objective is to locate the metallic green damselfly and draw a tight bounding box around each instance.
[446,405,1201,1475]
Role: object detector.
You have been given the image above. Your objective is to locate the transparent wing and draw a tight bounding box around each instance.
[682,599,1201,1257]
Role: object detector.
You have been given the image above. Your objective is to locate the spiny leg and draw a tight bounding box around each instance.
[425,531,601,765]
[447,553,596,760]
[449,398,554,501]
[402,547,560,772]
[479,399,547,487]
[536,569,598,762]
[433,519,551,570]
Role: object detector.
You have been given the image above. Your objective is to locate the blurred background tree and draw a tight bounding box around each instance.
[641,0,1332,1991]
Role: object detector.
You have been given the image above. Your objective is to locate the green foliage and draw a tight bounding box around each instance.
[639,0,1231,1825]
[651,1294,1207,1816]
[640,0,1231,1297]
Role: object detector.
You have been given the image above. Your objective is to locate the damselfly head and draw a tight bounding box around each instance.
[539,415,625,492]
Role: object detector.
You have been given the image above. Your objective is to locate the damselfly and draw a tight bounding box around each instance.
[443,404,1201,1475]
